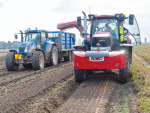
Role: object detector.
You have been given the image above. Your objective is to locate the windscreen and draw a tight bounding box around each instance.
[92,19,119,40]
[25,33,40,44]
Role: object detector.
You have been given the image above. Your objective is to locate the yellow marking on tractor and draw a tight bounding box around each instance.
[15,54,21,59]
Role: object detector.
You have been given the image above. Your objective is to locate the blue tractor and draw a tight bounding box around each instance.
[5,29,75,71]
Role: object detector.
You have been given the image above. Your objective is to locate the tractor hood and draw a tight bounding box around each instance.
[17,41,36,53]
[92,32,111,38]
[91,32,112,51]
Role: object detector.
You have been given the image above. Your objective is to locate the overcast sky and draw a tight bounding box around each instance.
[0,0,150,43]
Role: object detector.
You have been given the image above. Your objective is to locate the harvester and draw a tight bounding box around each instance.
[57,12,141,83]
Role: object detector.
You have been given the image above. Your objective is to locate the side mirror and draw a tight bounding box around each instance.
[15,35,18,39]
[129,14,134,25]
[77,16,81,27]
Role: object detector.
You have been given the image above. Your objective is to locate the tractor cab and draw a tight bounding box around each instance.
[77,13,141,51]
[15,29,49,54]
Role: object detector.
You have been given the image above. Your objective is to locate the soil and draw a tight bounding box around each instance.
[53,70,138,113]
[0,51,139,113]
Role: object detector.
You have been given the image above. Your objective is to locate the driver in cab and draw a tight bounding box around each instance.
[105,23,112,33]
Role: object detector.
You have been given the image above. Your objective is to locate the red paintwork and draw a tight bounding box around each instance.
[127,37,130,44]
[89,14,115,18]
[92,32,111,37]
[57,21,84,34]
[73,51,126,69]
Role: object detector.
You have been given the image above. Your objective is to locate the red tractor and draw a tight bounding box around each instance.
[57,12,141,83]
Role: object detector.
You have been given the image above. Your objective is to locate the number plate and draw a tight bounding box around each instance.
[15,54,21,59]
[89,57,104,61]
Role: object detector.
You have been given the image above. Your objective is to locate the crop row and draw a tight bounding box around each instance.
[130,55,150,112]
[133,45,150,63]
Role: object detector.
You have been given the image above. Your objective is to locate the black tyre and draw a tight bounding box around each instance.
[32,51,44,70]
[74,68,86,83]
[5,52,19,71]
[118,50,129,83]
[50,46,58,66]
[22,63,32,69]
[64,51,72,62]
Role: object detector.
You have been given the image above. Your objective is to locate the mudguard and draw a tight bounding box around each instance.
[73,51,126,69]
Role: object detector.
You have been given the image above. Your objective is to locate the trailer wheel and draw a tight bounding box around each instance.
[64,51,72,61]
[50,45,58,66]
[5,52,19,71]
[74,69,86,83]
[22,63,32,69]
[32,51,44,70]
[118,50,129,83]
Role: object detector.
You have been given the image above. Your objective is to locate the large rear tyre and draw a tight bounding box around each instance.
[118,50,129,84]
[5,52,19,71]
[50,46,58,66]
[32,51,44,70]
[74,69,86,83]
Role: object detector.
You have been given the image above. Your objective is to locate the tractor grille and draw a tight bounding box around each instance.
[19,47,25,52]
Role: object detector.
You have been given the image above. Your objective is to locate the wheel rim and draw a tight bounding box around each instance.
[53,48,58,65]
[39,53,44,69]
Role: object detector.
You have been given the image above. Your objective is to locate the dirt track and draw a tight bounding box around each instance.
[0,51,139,113]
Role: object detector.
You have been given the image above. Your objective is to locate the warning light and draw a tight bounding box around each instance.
[27,29,29,30]
[124,14,126,17]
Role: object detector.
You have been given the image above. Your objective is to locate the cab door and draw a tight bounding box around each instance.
[124,15,141,45]
[41,32,47,51]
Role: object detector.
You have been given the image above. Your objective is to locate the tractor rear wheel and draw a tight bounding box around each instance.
[74,69,86,83]
[50,45,58,66]
[118,50,129,83]
[32,51,44,70]
[5,52,19,71]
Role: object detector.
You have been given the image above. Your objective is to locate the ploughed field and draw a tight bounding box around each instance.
[0,50,140,113]
[0,45,149,113]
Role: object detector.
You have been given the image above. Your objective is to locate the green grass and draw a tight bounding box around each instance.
[130,55,150,112]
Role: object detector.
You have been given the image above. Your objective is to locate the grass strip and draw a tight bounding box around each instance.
[133,45,150,62]
[130,55,150,113]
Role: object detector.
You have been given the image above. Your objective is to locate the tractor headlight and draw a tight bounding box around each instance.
[17,48,19,52]
[24,47,28,52]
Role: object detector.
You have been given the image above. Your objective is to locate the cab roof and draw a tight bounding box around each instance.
[25,30,50,33]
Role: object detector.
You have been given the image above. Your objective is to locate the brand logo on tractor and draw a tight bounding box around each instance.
[89,57,104,61]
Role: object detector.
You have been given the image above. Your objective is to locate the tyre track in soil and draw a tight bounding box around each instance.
[0,62,74,112]
[53,70,138,113]
[0,61,71,90]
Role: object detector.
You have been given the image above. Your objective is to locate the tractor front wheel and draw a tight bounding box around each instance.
[32,51,44,70]
[74,69,86,83]
[5,52,19,71]
[118,50,129,83]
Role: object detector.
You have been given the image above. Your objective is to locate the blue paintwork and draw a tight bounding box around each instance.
[17,41,36,54]
[48,31,75,50]
[17,30,75,55]
[25,30,49,33]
